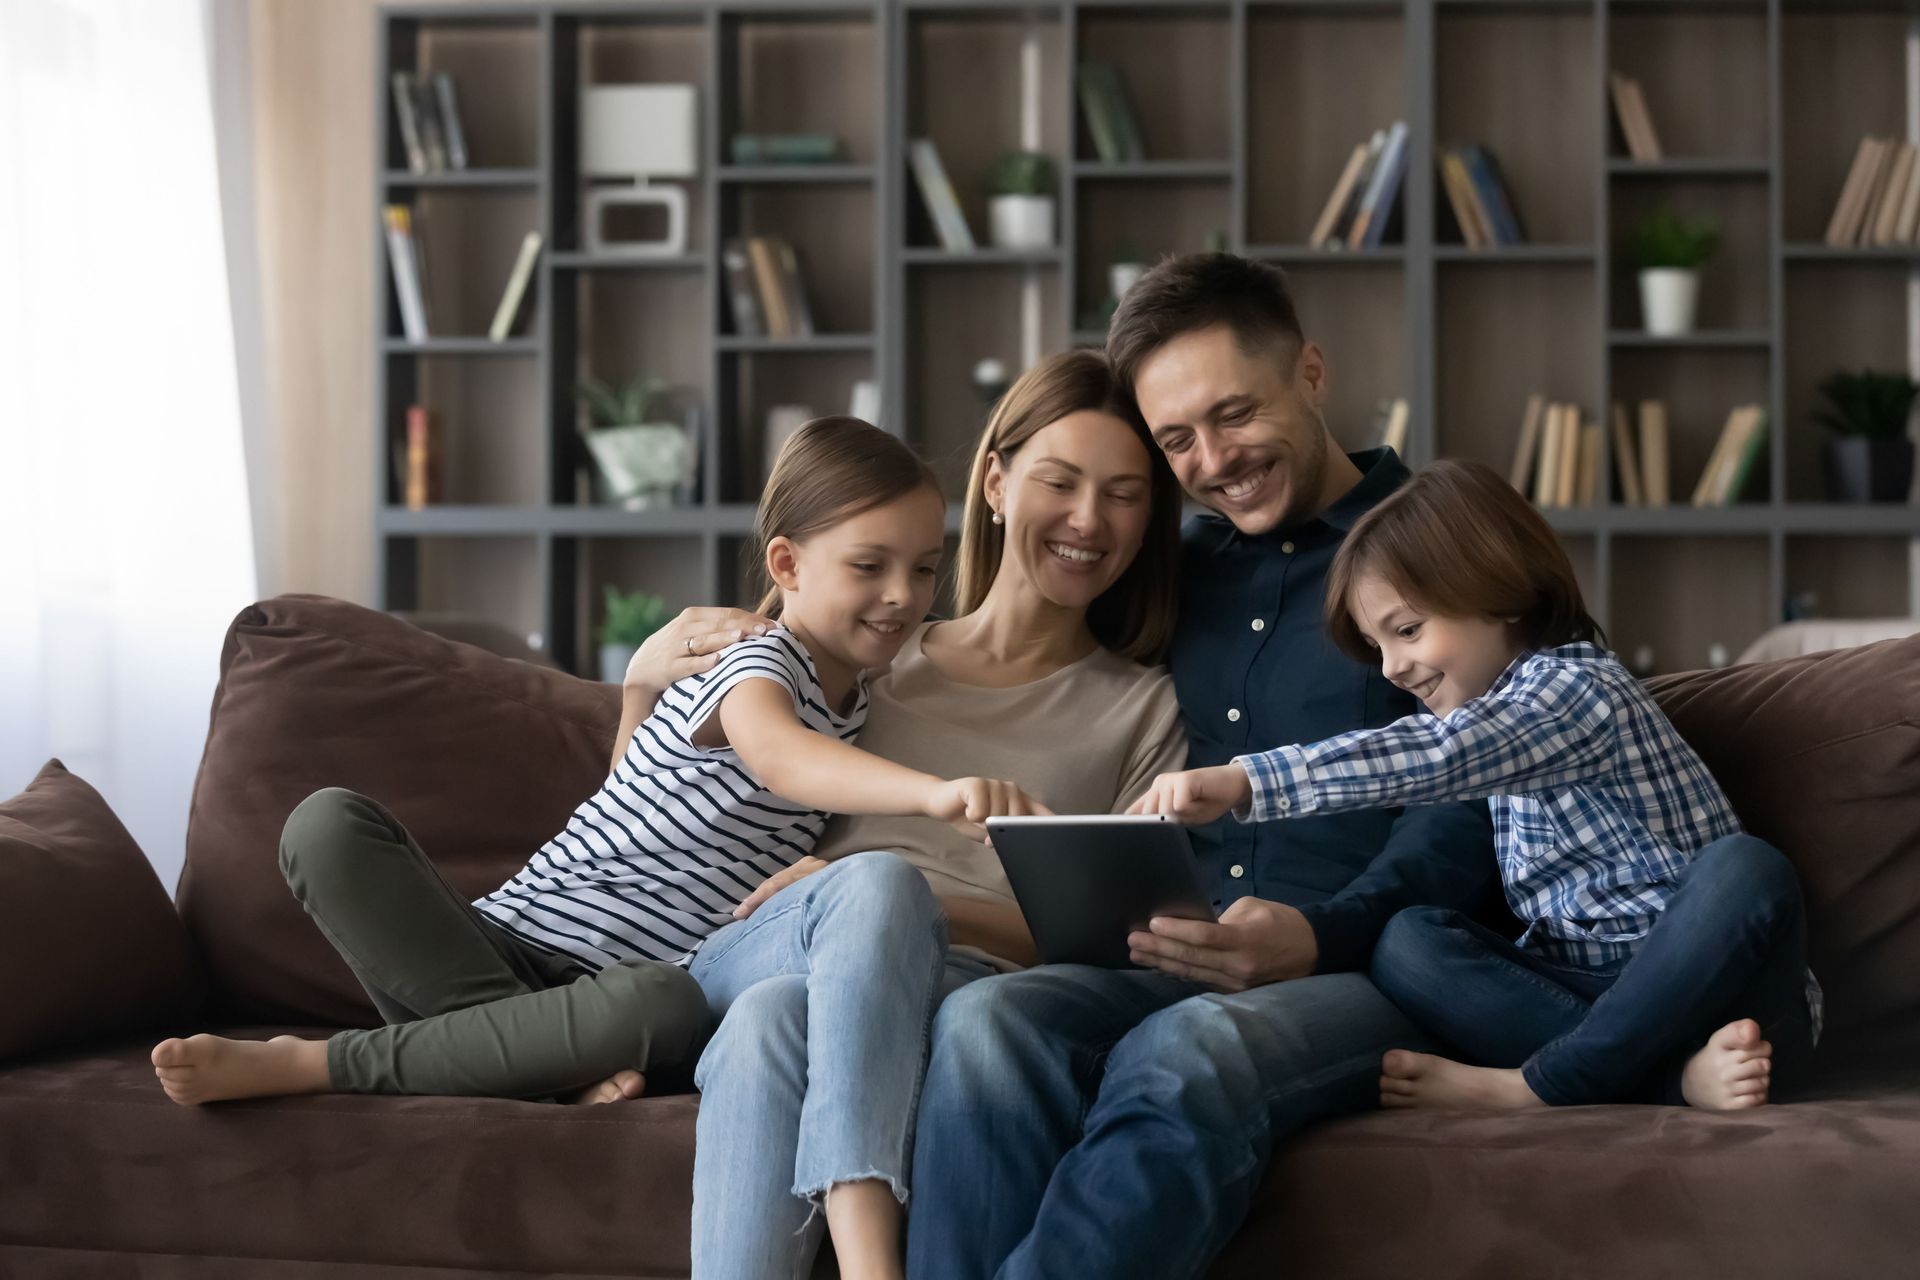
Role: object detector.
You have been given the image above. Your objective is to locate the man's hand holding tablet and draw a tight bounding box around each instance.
[1124,763,1253,825]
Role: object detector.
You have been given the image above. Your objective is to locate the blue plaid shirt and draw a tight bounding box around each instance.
[1239,643,1778,967]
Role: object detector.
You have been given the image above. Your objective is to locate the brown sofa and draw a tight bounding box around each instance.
[4,593,1918,1278]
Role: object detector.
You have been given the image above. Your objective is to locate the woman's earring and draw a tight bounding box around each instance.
[990,510,1004,526]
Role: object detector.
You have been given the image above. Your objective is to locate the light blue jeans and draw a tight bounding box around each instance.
[686,850,991,1280]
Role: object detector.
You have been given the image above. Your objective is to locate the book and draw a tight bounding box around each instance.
[747,237,791,338]
[1610,403,1644,506]
[1441,149,1492,249]
[1556,408,1580,507]
[1897,148,1920,244]
[1835,137,1890,248]
[1461,145,1525,245]
[405,405,442,509]
[1509,394,1546,492]
[383,205,429,341]
[1826,136,1879,247]
[391,73,428,174]
[773,239,816,338]
[1719,407,1769,504]
[730,134,844,165]
[1873,143,1915,246]
[1855,138,1897,246]
[1638,399,1670,506]
[1078,63,1145,164]
[1349,122,1408,249]
[1310,142,1371,250]
[1534,403,1564,507]
[1329,131,1387,246]
[1609,73,1664,163]
[1691,406,1750,507]
[413,76,449,172]
[721,238,765,337]
[1578,420,1604,507]
[488,230,543,342]
[432,72,469,171]
[908,139,976,251]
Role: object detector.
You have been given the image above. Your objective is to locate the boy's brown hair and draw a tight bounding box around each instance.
[753,416,942,617]
[1325,459,1604,664]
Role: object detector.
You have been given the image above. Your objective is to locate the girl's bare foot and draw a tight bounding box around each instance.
[150,1034,330,1105]
[1379,1049,1546,1110]
[570,1069,647,1105]
[1681,1018,1771,1110]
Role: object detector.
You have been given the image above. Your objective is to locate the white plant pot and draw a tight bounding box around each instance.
[988,194,1056,251]
[1109,261,1147,304]
[599,642,638,685]
[1639,268,1700,337]
[583,423,693,510]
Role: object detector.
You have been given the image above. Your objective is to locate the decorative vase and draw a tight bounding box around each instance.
[1638,268,1700,337]
[1823,434,1916,503]
[583,423,693,510]
[598,642,638,685]
[988,195,1055,251]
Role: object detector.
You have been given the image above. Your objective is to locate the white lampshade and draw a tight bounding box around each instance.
[581,85,699,179]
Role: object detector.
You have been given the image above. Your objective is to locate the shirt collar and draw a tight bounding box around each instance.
[1486,641,1607,699]
[1192,447,1410,544]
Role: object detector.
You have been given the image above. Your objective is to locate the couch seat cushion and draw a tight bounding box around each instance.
[0,1029,697,1278]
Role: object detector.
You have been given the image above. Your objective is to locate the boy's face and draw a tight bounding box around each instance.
[771,484,947,674]
[1130,322,1333,536]
[1350,572,1524,717]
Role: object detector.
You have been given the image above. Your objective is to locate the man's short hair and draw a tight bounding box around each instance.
[1105,252,1307,392]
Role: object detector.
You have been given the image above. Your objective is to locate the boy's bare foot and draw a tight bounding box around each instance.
[1681,1018,1771,1110]
[570,1069,647,1105]
[150,1033,330,1106]
[1379,1049,1547,1110]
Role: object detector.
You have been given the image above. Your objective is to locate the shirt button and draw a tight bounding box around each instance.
[1227,708,1241,722]
[1281,540,1295,554]
[1229,864,1245,878]
[1251,618,1266,632]
[1276,796,1290,811]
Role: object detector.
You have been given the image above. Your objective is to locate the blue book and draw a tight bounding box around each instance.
[1462,145,1526,245]
[1353,122,1408,248]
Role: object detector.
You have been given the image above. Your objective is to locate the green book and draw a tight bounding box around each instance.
[1722,407,1770,503]
[1078,64,1125,163]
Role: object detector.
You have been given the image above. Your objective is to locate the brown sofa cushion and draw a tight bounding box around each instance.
[1647,633,1920,1040]
[177,596,619,1026]
[0,760,202,1059]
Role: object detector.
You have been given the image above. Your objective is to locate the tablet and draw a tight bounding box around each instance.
[987,814,1216,969]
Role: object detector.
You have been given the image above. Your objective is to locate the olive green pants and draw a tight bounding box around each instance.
[278,787,711,1099]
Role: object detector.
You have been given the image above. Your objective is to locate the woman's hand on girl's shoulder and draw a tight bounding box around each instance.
[627,607,778,695]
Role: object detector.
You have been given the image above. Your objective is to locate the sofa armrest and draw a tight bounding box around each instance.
[0,760,203,1060]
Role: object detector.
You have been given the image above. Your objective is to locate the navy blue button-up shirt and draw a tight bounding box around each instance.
[1168,448,1496,973]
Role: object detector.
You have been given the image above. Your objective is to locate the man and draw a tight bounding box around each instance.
[903,253,1497,1279]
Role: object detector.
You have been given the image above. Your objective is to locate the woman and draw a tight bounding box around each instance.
[628,349,1190,1280]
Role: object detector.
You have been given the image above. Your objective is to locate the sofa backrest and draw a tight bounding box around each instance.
[177,595,619,1025]
[1648,632,1920,1042]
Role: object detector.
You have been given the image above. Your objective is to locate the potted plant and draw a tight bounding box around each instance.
[578,375,694,510]
[1815,369,1917,503]
[596,585,671,683]
[1627,208,1720,336]
[987,150,1057,251]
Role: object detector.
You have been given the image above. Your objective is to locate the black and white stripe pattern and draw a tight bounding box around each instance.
[474,628,866,968]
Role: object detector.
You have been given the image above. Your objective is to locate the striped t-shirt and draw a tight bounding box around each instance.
[474,628,867,969]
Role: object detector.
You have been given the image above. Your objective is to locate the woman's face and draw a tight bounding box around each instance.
[984,410,1156,614]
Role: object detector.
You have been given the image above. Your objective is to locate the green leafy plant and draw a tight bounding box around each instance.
[1815,369,1920,441]
[596,585,671,647]
[987,150,1057,198]
[1627,208,1721,271]
[578,375,668,428]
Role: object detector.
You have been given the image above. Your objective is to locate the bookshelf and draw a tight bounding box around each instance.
[375,0,1920,679]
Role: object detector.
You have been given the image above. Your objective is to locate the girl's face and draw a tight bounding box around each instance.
[767,484,947,673]
[983,410,1155,615]
[1350,571,1524,717]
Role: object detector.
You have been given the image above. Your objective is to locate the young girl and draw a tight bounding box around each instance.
[152,417,1043,1127]
[1129,458,1818,1112]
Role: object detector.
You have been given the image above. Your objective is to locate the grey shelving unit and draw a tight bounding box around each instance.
[376,0,1920,677]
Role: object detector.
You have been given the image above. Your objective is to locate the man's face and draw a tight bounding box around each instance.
[1131,323,1333,537]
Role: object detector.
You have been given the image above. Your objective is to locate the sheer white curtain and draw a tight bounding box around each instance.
[0,0,257,893]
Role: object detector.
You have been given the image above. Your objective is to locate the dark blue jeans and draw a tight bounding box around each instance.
[1369,833,1816,1106]
[905,966,1438,1280]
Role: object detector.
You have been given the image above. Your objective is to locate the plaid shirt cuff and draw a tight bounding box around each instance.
[1233,746,1317,823]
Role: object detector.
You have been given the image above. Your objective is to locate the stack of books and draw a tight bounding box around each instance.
[1308,122,1408,250]
[1688,405,1769,507]
[391,71,470,173]
[1509,397,1605,509]
[1078,63,1145,163]
[1437,143,1525,248]
[1825,137,1920,248]
[1608,72,1665,163]
[720,237,817,340]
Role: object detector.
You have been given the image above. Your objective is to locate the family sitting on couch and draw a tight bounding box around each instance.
[147,253,1819,1280]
